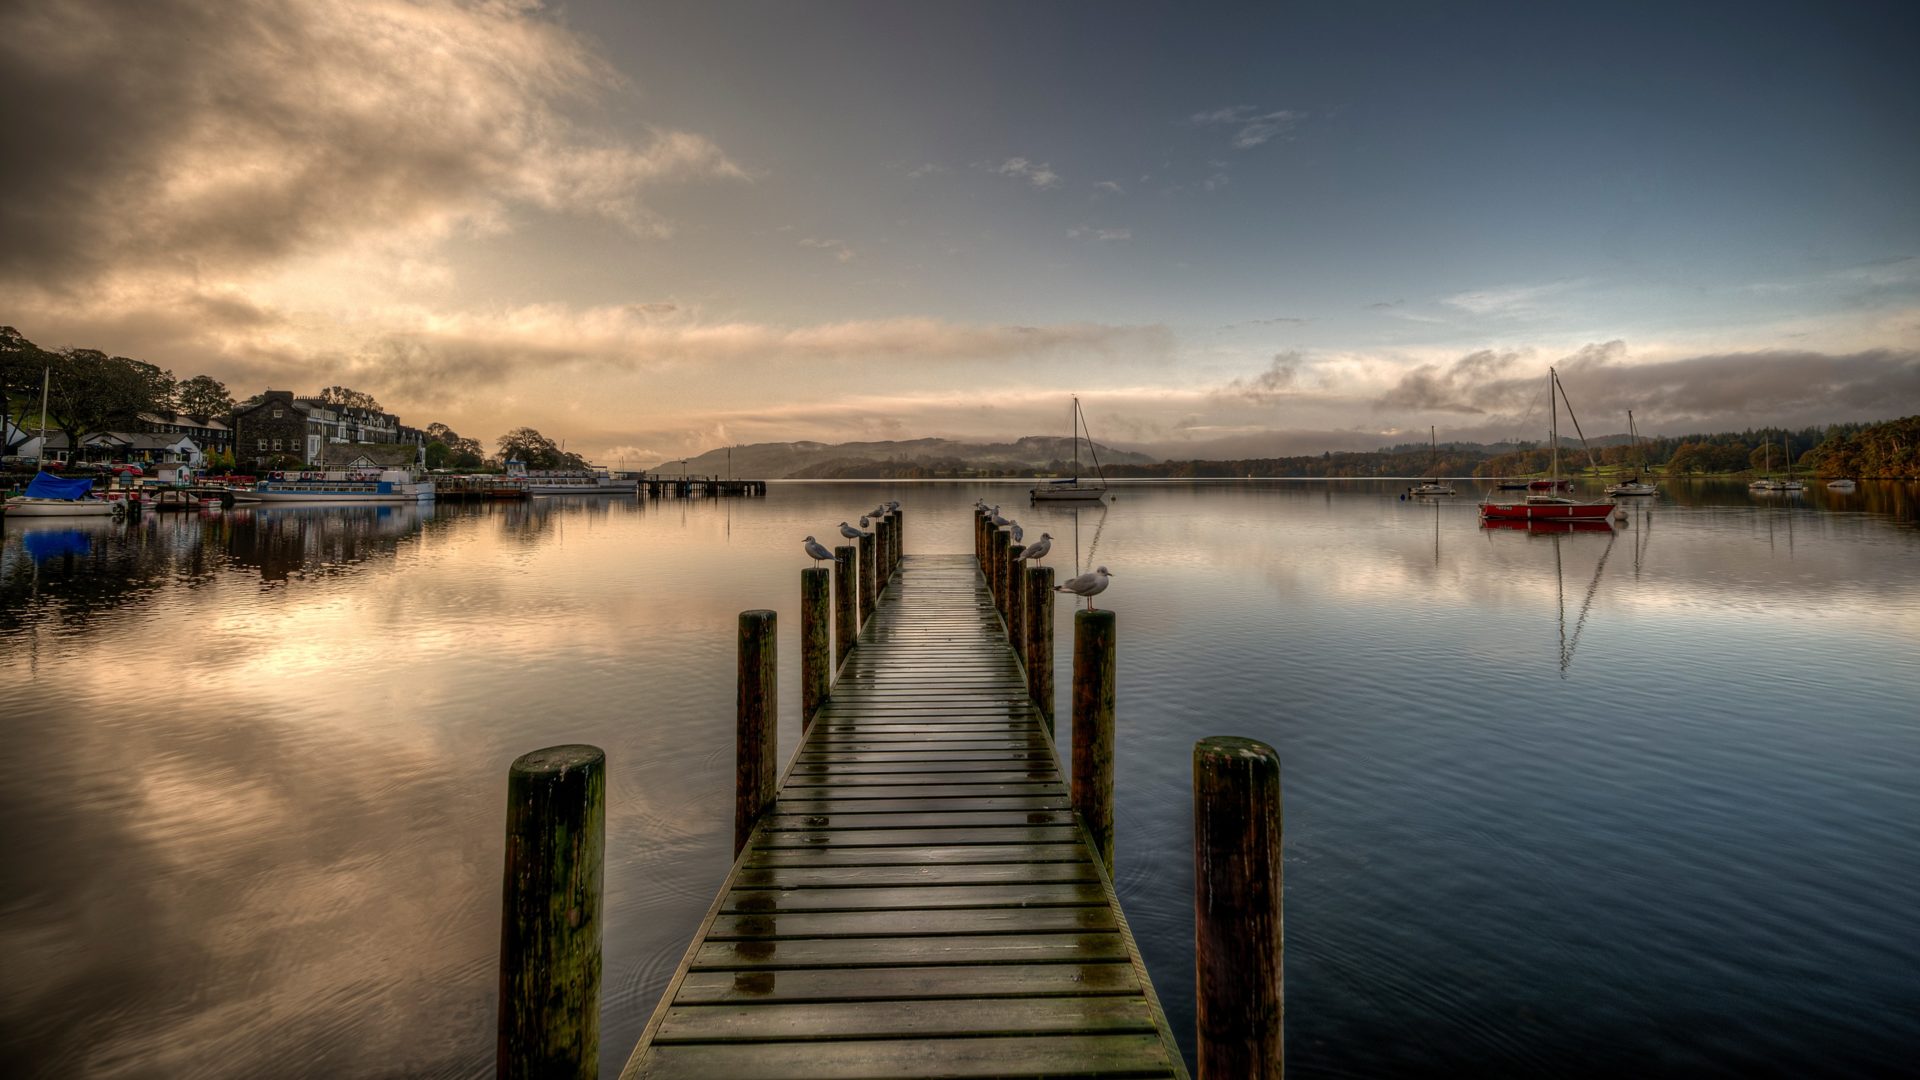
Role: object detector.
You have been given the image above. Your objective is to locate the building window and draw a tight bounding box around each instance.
[258,438,267,450]
[272,408,284,418]
[272,438,282,451]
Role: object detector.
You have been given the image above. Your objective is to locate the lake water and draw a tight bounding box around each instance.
[3,480,1917,1078]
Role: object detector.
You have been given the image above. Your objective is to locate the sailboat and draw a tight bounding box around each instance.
[1778,437,1804,492]
[1030,396,1109,503]
[1480,368,1615,523]
[4,368,118,518]
[1749,436,1802,492]
[1406,427,1457,496]
[1604,411,1659,496]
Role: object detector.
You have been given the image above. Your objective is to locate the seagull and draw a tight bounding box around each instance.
[803,536,837,566]
[988,506,1012,528]
[838,521,870,540]
[1054,566,1113,609]
[1010,522,1024,543]
[1016,533,1052,562]
[859,515,871,528]
[885,500,900,511]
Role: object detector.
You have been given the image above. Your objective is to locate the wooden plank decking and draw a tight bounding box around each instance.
[621,554,1187,1079]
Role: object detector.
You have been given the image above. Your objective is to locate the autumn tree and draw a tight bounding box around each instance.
[317,385,383,414]
[1,326,55,454]
[43,349,176,450]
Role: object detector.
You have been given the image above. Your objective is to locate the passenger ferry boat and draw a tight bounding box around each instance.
[235,468,435,503]
[506,461,638,494]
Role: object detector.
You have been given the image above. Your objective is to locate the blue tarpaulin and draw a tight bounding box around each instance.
[24,471,96,500]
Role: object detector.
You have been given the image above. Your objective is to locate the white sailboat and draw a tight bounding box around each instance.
[1406,427,1457,495]
[1030,396,1109,503]
[1604,411,1659,496]
[4,368,119,517]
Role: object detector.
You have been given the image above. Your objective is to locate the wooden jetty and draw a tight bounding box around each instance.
[644,476,768,498]
[618,550,1187,1079]
[497,507,1283,1080]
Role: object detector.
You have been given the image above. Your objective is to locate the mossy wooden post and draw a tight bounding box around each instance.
[1004,544,1025,652]
[497,744,605,1080]
[892,509,904,570]
[974,509,986,564]
[833,546,856,669]
[1026,565,1055,733]
[801,568,829,730]
[735,610,777,856]
[858,531,876,627]
[1072,608,1116,873]
[1194,736,1284,1080]
[877,516,894,588]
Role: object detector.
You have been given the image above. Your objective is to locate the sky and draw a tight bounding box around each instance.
[3,0,1918,464]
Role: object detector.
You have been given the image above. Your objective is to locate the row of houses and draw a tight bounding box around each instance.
[5,390,427,471]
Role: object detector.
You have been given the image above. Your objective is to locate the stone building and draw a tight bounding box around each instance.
[230,390,426,470]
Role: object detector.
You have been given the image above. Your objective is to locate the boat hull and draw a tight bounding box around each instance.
[1479,500,1615,522]
[1030,486,1107,502]
[527,480,637,495]
[237,486,435,504]
[3,497,118,517]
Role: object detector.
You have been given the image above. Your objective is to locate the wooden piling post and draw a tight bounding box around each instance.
[1072,608,1116,873]
[735,610,777,856]
[833,546,856,669]
[876,516,893,590]
[1026,565,1054,732]
[988,528,1009,618]
[1194,736,1284,1080]
[1005,544,1025,651]
[858,531,876,626]
[801,568,830,729]
[892,509,904,570]
[498,744,605,1080]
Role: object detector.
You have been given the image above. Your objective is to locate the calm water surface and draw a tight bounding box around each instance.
[3,481,1917,1078]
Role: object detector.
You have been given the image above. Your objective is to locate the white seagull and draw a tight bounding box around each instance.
[885,500,900,511]
[803,536,837,566]
[838,521,870,540]
[1010,522,1024,543]
[859,515,871,528]
[988,506,1012,528]
[1016,533,1052,562]
[1054,566,1113,609]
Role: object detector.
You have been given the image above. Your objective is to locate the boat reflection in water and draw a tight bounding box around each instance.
[225,503,428,582]
[1482,512,1620,675]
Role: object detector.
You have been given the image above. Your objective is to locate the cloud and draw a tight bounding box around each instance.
[1067,226,1132,241]
[1377,348,1528,414]
[990,157,1062,189]
[1093,180,1125,195]
[0,0,744,295]
[1224,352,1307,404]
[1191,105,1306,149]
[1441,281,1582,317]
[798,237,856,262]
[904,163,944,178]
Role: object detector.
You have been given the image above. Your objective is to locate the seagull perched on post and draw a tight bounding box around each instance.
[1010,522,1023,543]
[1054,566,1113,609]
[838,521,870,540]
[988,506,1011,528]
[1016,533,1052,562]
[885,500,900,512]
[859,514,871,528]
[803,536,837,566]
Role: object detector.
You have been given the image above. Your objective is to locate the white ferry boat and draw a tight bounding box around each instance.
[506,461,638,495]
[234,468,435,504]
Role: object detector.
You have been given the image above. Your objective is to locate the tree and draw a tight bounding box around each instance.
[317,385,383,414]
[175,374,235,418]
[425,440,451,469]
[497,426,585,469]
[1,326,55,454]
[43,348,176,451]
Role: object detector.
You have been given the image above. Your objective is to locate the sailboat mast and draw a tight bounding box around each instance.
[1071,396,1080,480]
[1549,368,1559,483]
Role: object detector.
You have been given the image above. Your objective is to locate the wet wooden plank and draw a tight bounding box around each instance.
[634,1035,1175,1079]
[673,962,1142,1004]
[654,995,1157,1042]
[722,882,1107,912]
[706,906,1118,939]
[690,932,1132,970]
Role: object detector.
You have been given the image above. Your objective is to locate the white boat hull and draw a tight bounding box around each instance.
[3,497,118,517]
[237,485,435,504]
[527,480,638,495]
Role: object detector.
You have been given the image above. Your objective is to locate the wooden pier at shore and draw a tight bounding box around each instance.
[495,507,1283,1080]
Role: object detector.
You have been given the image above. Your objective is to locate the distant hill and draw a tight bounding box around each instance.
[655,436,1155,479]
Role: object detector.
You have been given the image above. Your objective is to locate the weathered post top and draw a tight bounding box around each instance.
[1193,735,1283,1080]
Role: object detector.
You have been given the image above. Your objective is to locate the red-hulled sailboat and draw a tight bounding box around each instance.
[1481,367,1615,524]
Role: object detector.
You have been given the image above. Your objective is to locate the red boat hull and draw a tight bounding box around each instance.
[1481,517,1616,533]
[1479,500,1614,522]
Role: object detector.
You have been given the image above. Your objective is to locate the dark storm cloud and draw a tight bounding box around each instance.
[1380,341,1920,427]
[1224,351,1306,404]
[0,0,741,294]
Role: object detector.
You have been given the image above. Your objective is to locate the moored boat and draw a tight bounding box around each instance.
[507,461,637,494]
[4,472,119,517]
[1604,410,1659,496]
[235,468,435,503]
[1481,368,1615,525]
[1407,426,1457,495]
[1827,478,1857,491]
[1031,396,1109,502]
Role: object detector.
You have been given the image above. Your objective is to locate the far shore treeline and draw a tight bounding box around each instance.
[1,326,584,472]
